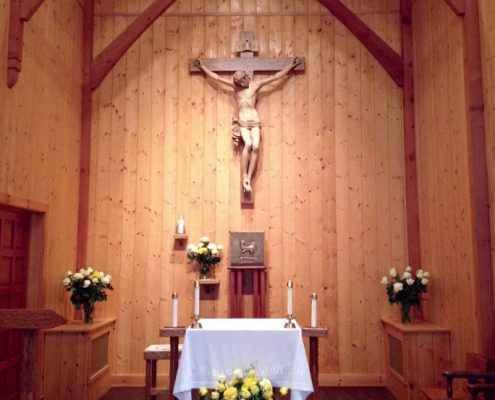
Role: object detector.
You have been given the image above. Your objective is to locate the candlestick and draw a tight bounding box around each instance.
[191,281,202,329]
[176,216,185,234]
[311,293,317,328]
[172,292,178,327]
[287,280,293,316]
[194,281,200,316]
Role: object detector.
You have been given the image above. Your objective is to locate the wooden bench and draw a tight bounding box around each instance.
[420,353,491,400]
[144,343,183,400]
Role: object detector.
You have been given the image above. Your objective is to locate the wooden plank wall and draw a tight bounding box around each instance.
[89,0,407,385]
[479,0,495,321]
[411,0,486,370]
[0,0,83,315]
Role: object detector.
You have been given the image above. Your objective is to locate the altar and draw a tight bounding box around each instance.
[172,319,313,400]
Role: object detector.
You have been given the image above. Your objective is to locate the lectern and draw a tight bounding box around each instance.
[0,308,66,400]
[229,231,266,318]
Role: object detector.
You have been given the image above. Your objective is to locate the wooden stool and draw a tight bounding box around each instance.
[144,344,183,400]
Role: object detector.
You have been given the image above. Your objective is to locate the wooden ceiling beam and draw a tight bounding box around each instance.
[90,0,176,90]
[7,0,44,88]
[20,0,44,20]
[318,0,404,87]
[444,0,466,16]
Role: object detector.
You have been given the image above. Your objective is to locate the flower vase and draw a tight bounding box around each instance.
[400,303,411,324]
[199,264,210,280]
[83,303,95,324]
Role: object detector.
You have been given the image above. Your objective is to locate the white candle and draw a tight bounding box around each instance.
[311,293,317,328]
[194,281,200,316]
[287,281,293,316]
[176,216,185,234]
[172,292,178,327]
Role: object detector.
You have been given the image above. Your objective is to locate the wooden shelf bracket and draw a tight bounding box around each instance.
[7,0,44,88]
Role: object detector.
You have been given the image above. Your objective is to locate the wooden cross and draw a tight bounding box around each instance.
[190,32,305,206]
[189,31,305,78]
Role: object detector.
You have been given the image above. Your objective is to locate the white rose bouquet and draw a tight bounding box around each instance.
[63,267,113,323]
[187,236,224,279]
[199,369,288,400]
[381,266,430,323]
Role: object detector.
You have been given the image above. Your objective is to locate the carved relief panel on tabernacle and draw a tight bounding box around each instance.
[190,32,305,206]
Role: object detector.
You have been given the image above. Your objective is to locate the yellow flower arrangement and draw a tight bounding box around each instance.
[187,235,224,279]
[63,267,113,323]
[199,369,288,400]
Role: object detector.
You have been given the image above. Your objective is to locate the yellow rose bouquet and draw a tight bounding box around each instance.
[199,369,289,400]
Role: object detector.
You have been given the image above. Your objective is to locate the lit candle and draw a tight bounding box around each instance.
[172,292,178,327]
[311,293,317,328]
[194,281,200,316]
[176,216,185,234]
[287,281,293,316]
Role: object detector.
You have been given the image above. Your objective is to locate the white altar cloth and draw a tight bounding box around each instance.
[173,318,313,400]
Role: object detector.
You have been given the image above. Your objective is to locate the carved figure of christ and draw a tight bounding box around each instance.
[189,32,305,196]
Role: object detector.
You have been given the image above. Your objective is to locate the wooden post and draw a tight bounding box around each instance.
[400,0,421,270]
[309,337,319,400]
[170,336,179,400]
[77,0,94,266]
[159,327,186,400]
[302,327,329,400]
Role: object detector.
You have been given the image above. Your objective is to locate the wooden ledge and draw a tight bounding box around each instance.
[381,317,450,333]
[302,326,329,337]
[160,326,187,337]
[45,318,116,333]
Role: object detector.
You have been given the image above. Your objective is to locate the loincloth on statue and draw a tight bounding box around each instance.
[231,116,261,145]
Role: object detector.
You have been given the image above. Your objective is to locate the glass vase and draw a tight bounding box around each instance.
[200,264,210,280]
[83,303,95,324]
[400,303,411,324]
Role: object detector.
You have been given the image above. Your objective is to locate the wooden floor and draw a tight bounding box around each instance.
[101,387,397,400]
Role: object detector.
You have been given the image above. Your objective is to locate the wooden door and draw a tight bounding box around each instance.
[0,207,30,400]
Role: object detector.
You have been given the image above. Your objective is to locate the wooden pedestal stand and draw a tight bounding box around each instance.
[0,309,67,400]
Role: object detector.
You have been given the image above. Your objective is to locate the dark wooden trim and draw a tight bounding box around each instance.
[400,0,421,270]
[90,0,176,90]
[462,0,494,358]
[317,0,404,87]
[76,0,94,267]
[444,0,465,16]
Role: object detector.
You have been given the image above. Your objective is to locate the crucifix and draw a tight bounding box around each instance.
[190,32,305,206]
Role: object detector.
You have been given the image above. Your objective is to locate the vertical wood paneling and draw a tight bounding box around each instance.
[88,0,406,381]
[0,0,83,315]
